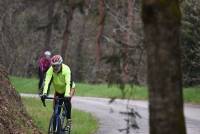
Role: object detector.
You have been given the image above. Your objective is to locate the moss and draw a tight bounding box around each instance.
[169,1,181,20]
[159,0,167,6]
[158,0,181,22]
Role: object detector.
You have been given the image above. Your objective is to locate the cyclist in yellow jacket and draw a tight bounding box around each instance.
[41,55,75,125]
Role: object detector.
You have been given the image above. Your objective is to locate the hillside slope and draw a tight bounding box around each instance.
[0,65,41,134]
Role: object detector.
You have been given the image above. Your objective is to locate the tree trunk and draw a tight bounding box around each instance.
[84,0,91,8]
[95,0,105,66]
[61,1,75,62]
[43,0,56,51]
[142,1,186,134]
[91,0,105,83]
[122,0,135,82]
[126,0,134,45]
[75,16,86,81]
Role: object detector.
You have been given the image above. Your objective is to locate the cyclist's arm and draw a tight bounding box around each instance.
[64,66,71,97]
[43,67,53,94]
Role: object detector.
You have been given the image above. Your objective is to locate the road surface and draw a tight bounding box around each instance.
[21,94,200,134]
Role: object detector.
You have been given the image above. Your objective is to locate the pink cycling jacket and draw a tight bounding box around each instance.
[38,56,51,72]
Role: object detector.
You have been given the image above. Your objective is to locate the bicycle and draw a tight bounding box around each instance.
[41,96,71,134]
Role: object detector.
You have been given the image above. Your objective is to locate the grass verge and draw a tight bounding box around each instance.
[10,76,147,99]
[11,76,200,103]
[22,97,98,134]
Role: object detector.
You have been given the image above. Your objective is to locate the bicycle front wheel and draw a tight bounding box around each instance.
[61,114,71,134]
[48,115,61,134]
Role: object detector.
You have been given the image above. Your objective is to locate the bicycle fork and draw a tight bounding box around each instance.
[54,105,61,133]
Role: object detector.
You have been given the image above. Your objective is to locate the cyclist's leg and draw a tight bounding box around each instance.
[38,68,44,90]
[54,92,64,115]
[64,97,72,132]
[64,97,72,119]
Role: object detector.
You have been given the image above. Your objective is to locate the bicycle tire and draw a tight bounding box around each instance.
[48,115,61,134]
[60,113,71,134]
[60,114,67,134]
[48,116,54,134]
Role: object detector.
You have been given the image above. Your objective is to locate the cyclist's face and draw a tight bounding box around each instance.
[45,55,51,59]
[52,64,61,73]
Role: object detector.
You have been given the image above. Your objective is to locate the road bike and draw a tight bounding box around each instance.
[41,96,71,134]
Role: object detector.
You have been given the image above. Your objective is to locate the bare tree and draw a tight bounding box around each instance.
[122,0,135,82]
[95,0,105,66]
[43,0,56,51]
[104,0,145,84]
[74,15,87,81]
[90,0,106,83]
[142,0,186,134]
[61,0,76,62]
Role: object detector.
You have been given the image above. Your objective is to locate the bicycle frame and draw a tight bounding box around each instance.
[42,96,71,134]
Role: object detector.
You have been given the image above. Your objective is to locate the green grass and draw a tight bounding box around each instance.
[10,76,200,103]
[10,76,54,94]
[10,76,147,99]
[22,98,98,134]
[10,77,39,93]
[10,76,148,99]
[76,83,148,100]
[183,86,200,103]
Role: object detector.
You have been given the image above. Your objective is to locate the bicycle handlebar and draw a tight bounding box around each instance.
[40,95,70,107]
[44,96,54,100]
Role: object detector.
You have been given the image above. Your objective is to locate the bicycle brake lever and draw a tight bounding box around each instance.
[41,98,46,107]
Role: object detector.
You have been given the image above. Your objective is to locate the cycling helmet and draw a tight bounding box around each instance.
[51,55,63,65]
[44,51,51,56]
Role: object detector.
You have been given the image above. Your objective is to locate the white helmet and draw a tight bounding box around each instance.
[44,51,51,56]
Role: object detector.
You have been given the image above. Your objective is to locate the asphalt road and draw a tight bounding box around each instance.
[21,94,200,134]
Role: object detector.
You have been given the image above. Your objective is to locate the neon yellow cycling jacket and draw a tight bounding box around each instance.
[43,64,71,97]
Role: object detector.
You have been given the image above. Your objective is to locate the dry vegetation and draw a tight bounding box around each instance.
[0,65,41,133]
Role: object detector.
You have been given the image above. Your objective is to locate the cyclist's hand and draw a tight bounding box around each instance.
[64,96,71,101]
[70,88,76,97]
[40,93,47,107]
[41,93,47,101]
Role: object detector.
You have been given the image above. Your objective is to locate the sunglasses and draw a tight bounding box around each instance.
[52,64,61,69]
